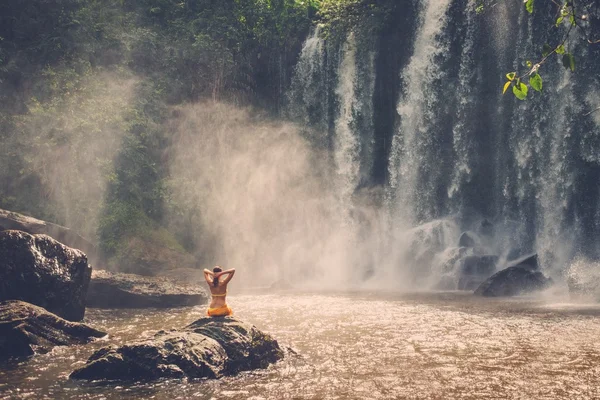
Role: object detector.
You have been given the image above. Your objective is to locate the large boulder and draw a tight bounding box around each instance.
[86,270,207,308]
[0,300,106,360]
[474,264,552,297]
[457,255,498,290]
[0,208,97,262]
[70,316,283,381]
[0,230,92,321]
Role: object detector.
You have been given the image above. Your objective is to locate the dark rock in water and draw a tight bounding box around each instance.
[0,230,91,321]
[474,265,553,297]
[0,300,106,360]
[86,270,207,308]
[458,231,477,248]
[508,253,539,270]
[458,255,498,291]
[70,316,283,381]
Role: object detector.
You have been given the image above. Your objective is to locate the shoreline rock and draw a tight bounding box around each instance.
[86,270,207,308]
[0,208,97,262]
[0,230,91,321]
[0,300,106,360]
[70,316,283,381]
[474,265,552,297]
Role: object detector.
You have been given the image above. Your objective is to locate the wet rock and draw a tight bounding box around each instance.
[0,208,97,262]
[70,316,283,381]
[458,231,477,248]
[474,265,552,297]
[0,230,91,321]
[0,300,106,360]
[458,255,498,291]
[86,270,207,308]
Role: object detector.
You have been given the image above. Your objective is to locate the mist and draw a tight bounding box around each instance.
[3,72,136,241]
[164,103,396,289]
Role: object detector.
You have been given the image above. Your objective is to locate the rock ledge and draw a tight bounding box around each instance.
[0,300,106,360]
[70,316,283,381]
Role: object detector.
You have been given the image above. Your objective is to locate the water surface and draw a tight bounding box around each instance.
[1,292,600,399]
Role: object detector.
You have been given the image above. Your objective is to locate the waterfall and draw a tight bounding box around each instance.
[447,0,478,206]
[287,26,328,137]
[285,0,600,284]
[333,34,360,207]
[388,0,454,224]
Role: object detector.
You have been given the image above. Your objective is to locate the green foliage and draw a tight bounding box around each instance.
[525,0,534,14]
[529,73,543,92]
[318,0,397,41]
[488,0,597,99]
[512,81,529,100]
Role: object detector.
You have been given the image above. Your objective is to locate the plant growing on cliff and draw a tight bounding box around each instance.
[478,0,599,104]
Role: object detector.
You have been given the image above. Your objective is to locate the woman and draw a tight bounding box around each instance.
[203,266,235,317]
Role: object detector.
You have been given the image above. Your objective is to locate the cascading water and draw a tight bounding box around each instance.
[285,0,600,286]
[388,0,454,224]
[333,33,361,208]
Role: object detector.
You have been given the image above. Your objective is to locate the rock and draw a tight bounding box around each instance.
[86,270,207,308]
[0,208,97,262]
[0,300,106,360]
[474,265,553,297]
[458,231,477,248]
[458,255,498,290]
[0,230,91,321]
[70,316,283,381]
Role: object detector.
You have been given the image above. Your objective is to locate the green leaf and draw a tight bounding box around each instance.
[542,43,552,57]
[503,81,512,94]
[570,14,576,25]
[525,0,534,13]
[506,72,517,81]
[562,53,575,71]
[529,73,542,92]
[526,60,533,68]
[512,82,528,100]
[556,16,564,26]
[556,44,565,54]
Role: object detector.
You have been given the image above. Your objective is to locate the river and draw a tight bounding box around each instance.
[1,291,600,399]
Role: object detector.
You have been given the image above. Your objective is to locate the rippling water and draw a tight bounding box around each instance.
[2,292,600,399]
